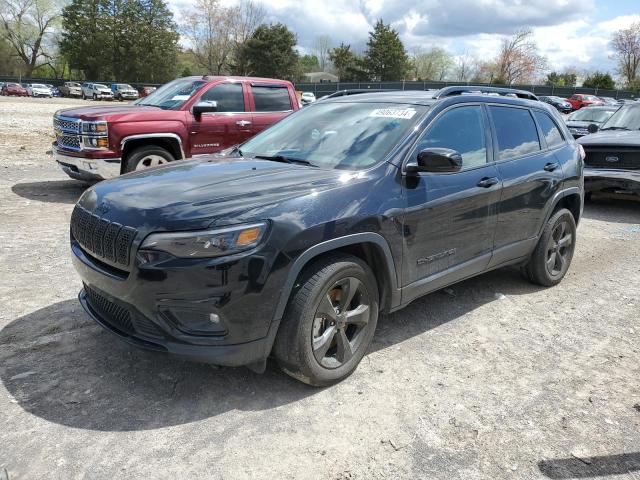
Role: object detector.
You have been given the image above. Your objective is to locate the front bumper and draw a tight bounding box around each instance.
[53,144,121,181]
[71,233,285,367]
[584,168,640,194]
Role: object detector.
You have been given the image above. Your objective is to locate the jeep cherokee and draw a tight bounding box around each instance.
[70,86,584,386]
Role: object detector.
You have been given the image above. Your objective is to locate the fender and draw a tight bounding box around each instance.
[272,232,401,324]
[120,133,186,159]
[538,186,583,236]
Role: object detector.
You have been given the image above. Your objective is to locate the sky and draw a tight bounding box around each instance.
[170,0,640,76]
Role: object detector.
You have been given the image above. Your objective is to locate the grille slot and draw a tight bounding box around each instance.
[54,117,81,133]
[85,285,134,334]
[585,149,640,170]
[56,134,81,151]
[71,205,137,268]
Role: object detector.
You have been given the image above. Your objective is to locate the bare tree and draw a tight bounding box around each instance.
[611,22,640,86]
[454,52,478,82]
[312,35,332,72]
[0,0,60,77]
[182,0,235,75]
[229,0,265,75]
[410,46,454,81]
[494,29,546,84]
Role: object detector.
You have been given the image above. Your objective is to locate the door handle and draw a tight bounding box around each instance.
[544,162,559,172]
[236,120,252,127]
[476,177,499,188]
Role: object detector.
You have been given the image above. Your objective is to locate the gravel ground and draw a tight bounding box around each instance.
[1,96,639,480]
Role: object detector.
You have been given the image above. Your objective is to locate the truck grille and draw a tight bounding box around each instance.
[56,134,81,151]
[584,148,640,170]
[71,204,138,267]
[54,116,81,133]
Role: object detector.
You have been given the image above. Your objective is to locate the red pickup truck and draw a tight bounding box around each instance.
[52,76,300,181]
[566,94,604,110]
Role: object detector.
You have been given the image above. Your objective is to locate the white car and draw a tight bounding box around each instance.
[26,83,53,98]
[300,92,316,105]
[82,83,114,100]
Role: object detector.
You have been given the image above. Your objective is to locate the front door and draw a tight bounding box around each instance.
[189,82,253,155]
[402,104,502,302]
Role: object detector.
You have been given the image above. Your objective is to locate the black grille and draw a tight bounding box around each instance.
[71,205,137,267]
[585,149,640,170]
[85,285,134,334]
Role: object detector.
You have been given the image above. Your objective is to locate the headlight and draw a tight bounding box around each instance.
[82,121,107,133]
[139,222,268,258]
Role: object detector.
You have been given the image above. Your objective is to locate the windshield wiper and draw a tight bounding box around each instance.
[254,155,318,167]
[601,126,630,131]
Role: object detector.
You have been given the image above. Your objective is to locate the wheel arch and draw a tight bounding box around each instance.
[120,134,185,173]
[273,234,400,324]
[539,187,583,236]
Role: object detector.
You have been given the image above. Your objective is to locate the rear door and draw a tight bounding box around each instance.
[189,81,253,155]
[488,105,565,266]
[248,83,295,135]
[402,104,502,299]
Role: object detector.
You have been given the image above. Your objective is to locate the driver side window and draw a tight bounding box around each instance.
[414,106,488,170]
[200,83,245,112]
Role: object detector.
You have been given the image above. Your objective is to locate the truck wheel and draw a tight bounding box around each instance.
[273,254,379,387]
[82,92,86,100]
[124,145,175,173]
[522,208,576,287]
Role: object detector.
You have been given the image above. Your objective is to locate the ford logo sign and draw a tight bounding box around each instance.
[605,156,619,163]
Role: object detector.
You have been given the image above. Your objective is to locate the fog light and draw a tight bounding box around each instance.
[159,308,226,336]
[209,313,220,324]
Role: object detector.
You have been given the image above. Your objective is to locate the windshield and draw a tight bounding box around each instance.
[69,83,80,87]
[569,108,615,123]
[94,84,108,89]
[600,106,640,130]
[137,78,205,110]
[118,84,133,89]
[239,102,427,170]
[32,84,46,88]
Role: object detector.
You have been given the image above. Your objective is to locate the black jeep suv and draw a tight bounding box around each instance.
[71,86,584,386]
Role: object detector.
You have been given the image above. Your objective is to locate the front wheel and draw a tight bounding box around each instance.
[273,254,379,386]
[123,145,174,173]
[523,208,577,287]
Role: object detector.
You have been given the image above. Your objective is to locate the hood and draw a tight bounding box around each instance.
[78,157,366,231]
[577,130,640,147]
[56,104,166,121]
[566,120,599,128]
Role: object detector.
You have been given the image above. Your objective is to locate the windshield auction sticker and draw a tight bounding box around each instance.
[369,108,417,119]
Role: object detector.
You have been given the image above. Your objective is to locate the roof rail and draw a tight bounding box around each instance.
[433,85,538,101]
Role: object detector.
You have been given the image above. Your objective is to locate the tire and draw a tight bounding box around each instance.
[273,254,379,387]
[123,145,174,173]
[117,93,122,102]
[523,208,577,287]
[82,92,86,100]
[93,93,98,101]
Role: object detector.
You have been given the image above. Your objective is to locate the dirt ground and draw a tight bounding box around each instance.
[1,96,639,480]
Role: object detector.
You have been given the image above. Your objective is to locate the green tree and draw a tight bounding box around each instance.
[299,54,319,73]
[582,71,615,89]
[61,0,179,82]
[328,43,367,81]
[363,20,409,81]
[546,71,577,87]
[240,23,298,80]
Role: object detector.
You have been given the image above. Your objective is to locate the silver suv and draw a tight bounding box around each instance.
[82,83,114,101]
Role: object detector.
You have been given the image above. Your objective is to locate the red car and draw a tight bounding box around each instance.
[566,94,604,110]
[52,76,300,181]
[1,83,28,97]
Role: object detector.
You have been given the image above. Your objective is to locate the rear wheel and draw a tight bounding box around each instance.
[274,254,379,386]
[123,145,174,173]
[523,208,576,287]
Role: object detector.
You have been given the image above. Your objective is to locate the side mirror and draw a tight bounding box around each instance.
[193,100,218,118]
[406,148,463,174]
[587,123,599,134]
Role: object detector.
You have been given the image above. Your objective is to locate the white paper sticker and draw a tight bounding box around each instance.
[171,95,191,101]
[369,108,417,119]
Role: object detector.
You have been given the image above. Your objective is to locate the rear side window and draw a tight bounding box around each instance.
[489,106,540,160]
[200,83,245,112]
[533,111,564,148]
[415,105,487,169]
[252,86,292,112]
